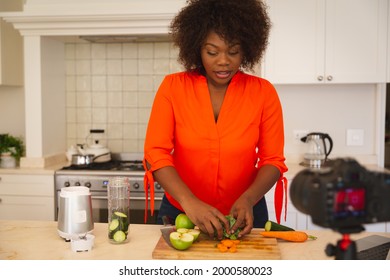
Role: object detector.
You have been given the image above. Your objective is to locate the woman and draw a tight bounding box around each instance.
[143,0,288,239]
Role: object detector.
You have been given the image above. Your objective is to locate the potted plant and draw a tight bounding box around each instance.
[0,134,25,168]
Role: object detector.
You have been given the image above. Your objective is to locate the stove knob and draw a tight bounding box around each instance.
[84,182,91,188]
[133,182,140,189]
[155,182,162,190]
[75,182,81,186]
[64,181,70,187]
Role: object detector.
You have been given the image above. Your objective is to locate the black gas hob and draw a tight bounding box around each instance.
[59,160,145,172]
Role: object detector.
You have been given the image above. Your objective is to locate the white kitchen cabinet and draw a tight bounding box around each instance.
[263,0,388,84]
[0,174,54,221]
[265,180,307,230]
[0,0,23,86]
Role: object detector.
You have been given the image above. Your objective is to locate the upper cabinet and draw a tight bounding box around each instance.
[0,0,23,86]
[263,0,388,84]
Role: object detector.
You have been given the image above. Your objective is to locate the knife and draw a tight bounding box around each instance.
[160,216,176,248]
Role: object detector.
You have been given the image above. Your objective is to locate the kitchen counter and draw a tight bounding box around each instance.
[1,220,389,260]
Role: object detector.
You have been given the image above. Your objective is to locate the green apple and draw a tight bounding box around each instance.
[176,228,201,241]
[175,213,195,229]
[169,231,194,250]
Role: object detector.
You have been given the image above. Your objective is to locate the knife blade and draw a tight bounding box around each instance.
[160,215,176,248]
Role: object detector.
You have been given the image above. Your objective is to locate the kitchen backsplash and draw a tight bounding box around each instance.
[65,41,183,153]
[65,41,261,154]
[64,41,379,163]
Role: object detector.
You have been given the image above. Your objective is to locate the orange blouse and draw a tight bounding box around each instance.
[143,71,288,221]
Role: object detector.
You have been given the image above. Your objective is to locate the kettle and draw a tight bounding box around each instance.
[300,132,333,168]
[57,186,94,241]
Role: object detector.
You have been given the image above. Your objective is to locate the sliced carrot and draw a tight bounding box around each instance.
[260,230,317,242]
[221,239,234,247]
[228,246,237,253]
[217,243,228,252]
[217,238,240,253]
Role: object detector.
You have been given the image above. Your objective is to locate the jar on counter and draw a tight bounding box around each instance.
[107,177,130,244]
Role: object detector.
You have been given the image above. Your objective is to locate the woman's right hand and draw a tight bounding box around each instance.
[180,196,229,240]
[152,166,229,238]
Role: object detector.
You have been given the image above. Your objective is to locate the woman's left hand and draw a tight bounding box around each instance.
[229,195,254,238]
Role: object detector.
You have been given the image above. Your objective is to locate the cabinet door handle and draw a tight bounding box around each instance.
[327,75,333,81]
[317,75,324,81]
[0,198,2,203]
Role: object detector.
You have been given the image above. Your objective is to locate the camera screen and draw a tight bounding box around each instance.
[333,188,365,218]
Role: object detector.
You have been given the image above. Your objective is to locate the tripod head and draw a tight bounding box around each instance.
[325,225,365,260]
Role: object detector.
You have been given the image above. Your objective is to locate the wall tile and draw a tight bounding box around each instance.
[76,60,91,75]
[123,75,138,91]
[107,123,123,138]
[92,60,107,75]
[123,43,138,58]
[66,41,177,153]
[65,44,76,59]
[123,123,138,139]
[123,107,138,123]
[107,44,122,59]
[76,108,92,123]
[91,44,106,59]
[76,76,91,91]
[66,90,76,107]
[107,76,123,91]
[122,59,138,75]
[138,107,151,124]
[75,44,91,59]
[107,107,123,123]
[123,139,139,152]
[91,76,107,92]
[107,91,123,107]
[66,60,76,75]
[92,91,107,107]
[138,43,153,58]
[66,107,76,123]
[154,59,170,74]
[138,76,154,91]
[154,42,170,58]
[66,76,76,91]
[107,60,122,75]
[138,59,154,75]
[123,92,138,108]
[92,107,107,124]
[138,91,155,107]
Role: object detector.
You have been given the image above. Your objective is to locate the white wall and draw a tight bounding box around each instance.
[0,86,25,139]
[277,84,378,163]
[0,40,382,165]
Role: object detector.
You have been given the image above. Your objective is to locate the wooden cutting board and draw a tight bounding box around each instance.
[152,229,281,260]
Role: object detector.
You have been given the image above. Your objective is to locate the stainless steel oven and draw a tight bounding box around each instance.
[54,154,164,224]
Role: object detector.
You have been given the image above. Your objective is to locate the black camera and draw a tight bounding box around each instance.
[290,158,390,232]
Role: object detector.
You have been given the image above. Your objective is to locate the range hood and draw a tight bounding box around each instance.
[1,0,186,37]
[0,0,186,168]
[79,34,172,43]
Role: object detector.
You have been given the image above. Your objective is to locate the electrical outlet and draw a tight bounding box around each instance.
[293,130,309,144]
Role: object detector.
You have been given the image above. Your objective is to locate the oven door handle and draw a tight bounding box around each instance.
[91,196,163,201]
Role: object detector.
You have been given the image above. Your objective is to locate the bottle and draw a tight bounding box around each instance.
[107,177,130,244]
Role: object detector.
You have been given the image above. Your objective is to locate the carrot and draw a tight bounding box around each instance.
[221,239,234,247]
[217,243,228,252]
[217,239,240,252]
[260,231,317,242]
